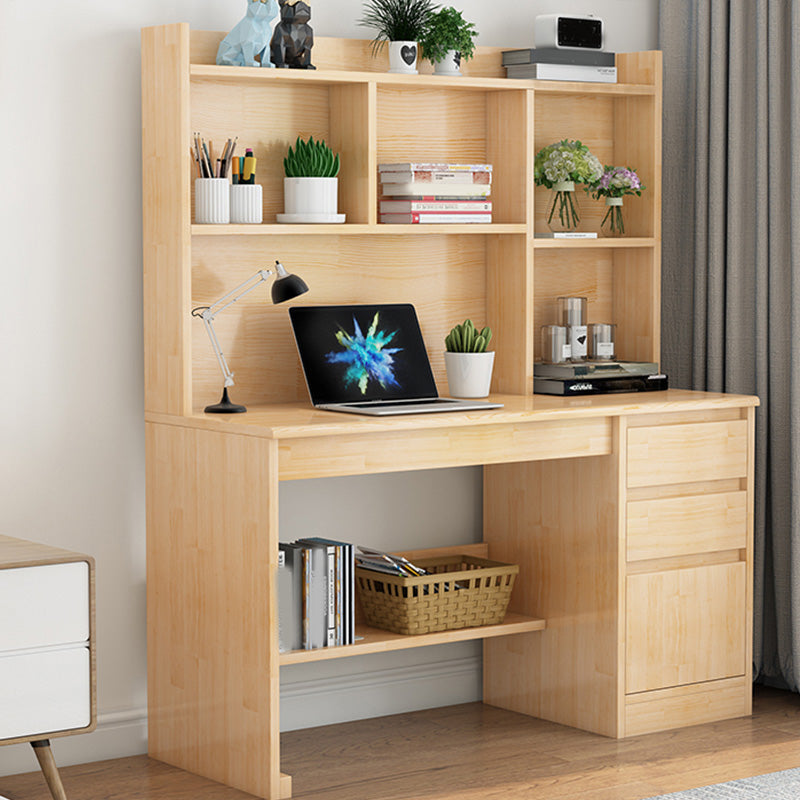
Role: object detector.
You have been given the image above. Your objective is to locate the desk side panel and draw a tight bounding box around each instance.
[146,422,280,799]
[483,451,622,737]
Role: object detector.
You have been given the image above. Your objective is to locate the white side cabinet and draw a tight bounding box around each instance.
[0,535,95,800]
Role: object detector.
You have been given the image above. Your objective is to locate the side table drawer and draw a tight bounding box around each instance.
[626,562,746,694]
[627,491,748,562]
[627,420,748,488]
[0,647,91,740]
[0,561,90,651]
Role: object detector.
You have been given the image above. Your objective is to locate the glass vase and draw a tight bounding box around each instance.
[601,196,625,237]
[546,181,581,232]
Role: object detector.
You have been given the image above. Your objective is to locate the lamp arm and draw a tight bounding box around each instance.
[192,262,282,388]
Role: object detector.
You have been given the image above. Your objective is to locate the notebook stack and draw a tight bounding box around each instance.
[502,48,617,83]
[379,162,492,224]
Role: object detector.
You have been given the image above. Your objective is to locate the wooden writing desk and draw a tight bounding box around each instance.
[145,390,757,799]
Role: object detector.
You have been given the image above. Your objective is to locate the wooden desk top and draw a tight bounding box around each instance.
[145,390,759,441]
[0,535,93,570]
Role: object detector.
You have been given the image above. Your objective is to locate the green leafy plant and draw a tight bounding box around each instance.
[283,136,340,178]
[358,0,440,53]
[419,6,477,64]
[445,319,492,353]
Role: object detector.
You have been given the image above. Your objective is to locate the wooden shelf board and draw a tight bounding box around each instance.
[278,612,545,665]
[533,236,657,249]
[190,64,655,95]
[192,223,527,236]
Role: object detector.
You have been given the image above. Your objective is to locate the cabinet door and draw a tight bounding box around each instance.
[626,562,746,694]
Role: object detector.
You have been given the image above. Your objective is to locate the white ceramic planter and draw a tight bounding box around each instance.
[433,50,462,76]
[278,177,345,223]
[444,351,495,398]
[195,178,230,224]
[230,183,263,223]
[388,40,418,74]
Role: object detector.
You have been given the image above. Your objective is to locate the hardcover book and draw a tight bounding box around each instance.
[380,200,492,213]
[380,183,491,197]
[502,48,615,67]
[378,162,492,172]
[380,212,492,224]
[505,63,617,83]
[380,170,492,185]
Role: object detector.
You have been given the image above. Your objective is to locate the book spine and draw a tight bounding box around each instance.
[507,64,617,82]
[380,213,493,224]
[379,171,492,185]
[383,194,492,201]
[378,162,493,172]
[301,547,311,650]
[325,547,336,647]
[380,201,492,213]
[379,183,491,197]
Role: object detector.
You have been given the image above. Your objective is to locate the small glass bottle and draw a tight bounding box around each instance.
[557,296,587,362]
[588,323,616,361]
[541,325,571,363]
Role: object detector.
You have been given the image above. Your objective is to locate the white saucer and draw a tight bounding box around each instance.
[276,213,346,224]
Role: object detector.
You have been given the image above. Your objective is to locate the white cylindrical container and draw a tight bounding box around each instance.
[388,40,419,74]
[540,325,571,364]
[588,323,616,361]
[195,178,230,224]
[230,183,263,224]
[558,296,588,362]
[444,351,495,398]
[283,177,338,215]
[433,50,462,76]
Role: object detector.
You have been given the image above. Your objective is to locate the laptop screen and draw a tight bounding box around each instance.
[289,304,439,406]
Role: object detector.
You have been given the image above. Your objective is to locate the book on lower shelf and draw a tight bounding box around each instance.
[380,212,492,224]
[380,169,492,185]
[380,200,492,213]
[534,231,597,238]
[379,182,491,198]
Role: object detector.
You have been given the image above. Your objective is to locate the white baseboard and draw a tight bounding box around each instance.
[0,707,147,778]
[0,656,482,777]
[280,654,482,731]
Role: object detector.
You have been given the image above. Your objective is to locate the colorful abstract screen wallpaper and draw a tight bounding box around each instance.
[289,304,438,405]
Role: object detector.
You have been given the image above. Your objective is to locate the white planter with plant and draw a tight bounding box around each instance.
[444,320,494,398]
[358,0,438,74]
[419,6,478,77]
[278,136,345,223]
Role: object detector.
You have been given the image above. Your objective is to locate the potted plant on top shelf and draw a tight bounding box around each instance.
[278,135,345,224]
[358,0,439,75]
[419,6,477,77]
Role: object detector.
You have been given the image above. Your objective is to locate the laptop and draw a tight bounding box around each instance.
[289,304,503,416]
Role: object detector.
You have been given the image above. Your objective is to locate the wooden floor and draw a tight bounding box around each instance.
[4,686,800,800]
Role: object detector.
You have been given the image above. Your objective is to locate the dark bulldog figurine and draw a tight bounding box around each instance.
[270,0,315,69]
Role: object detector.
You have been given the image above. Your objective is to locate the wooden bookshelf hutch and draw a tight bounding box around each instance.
[142,25,758,800]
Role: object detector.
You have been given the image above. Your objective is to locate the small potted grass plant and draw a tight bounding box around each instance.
[278,135,344,223]
[419,6,477,76]
[358,0,439,74]
[444,319,494,398]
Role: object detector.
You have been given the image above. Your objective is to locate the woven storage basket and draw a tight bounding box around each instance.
[356,555,518,635]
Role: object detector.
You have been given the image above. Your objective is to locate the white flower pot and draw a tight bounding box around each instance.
[388,40,418,74]
[278,177,345,223]
[444,351,495,398]
[433,50,462,76]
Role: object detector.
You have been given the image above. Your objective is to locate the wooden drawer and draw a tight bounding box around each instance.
[0,561,90,652]
[627,420,748,488]
[627,491,747,562]
[0,647,91,740]
[626,562,746,694]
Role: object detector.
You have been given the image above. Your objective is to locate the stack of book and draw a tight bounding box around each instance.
[502,48,616,83]
[379,162,492,224]
[279,538,356,652]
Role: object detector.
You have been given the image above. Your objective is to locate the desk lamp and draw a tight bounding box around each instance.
[192,261,309,413]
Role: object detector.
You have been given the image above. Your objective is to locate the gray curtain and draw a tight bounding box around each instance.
[659,1,800,688]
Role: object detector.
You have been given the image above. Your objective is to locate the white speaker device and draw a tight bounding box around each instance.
[534,15,604,50]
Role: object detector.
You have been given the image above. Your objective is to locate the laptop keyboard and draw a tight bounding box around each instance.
[344,399,456,408]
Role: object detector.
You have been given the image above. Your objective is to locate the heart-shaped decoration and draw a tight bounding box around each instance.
[400,44,417,65]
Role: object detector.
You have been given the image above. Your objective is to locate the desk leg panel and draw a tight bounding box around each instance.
[146,422,281,799]
[483,454,623,738]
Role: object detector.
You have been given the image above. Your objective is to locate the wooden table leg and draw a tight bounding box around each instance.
[30,740,67,800]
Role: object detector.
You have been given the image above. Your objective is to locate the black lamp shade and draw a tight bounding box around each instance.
[271,272,309,304]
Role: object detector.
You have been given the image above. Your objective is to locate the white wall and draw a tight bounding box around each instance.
[0,0,657,776]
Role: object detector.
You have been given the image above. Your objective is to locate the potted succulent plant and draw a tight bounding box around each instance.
[444,319,494,398]
[419,6,477,76]
[358,0,439,74]
[278,135,344,223]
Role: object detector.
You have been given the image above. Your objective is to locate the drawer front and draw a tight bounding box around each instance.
[626,562,746,694]
[0,647,91,740]
[627,420,748,488]
[627,491,748,562]
[0,561,89,652]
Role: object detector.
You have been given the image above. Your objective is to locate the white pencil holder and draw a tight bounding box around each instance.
[230,183,263,224]
[195,178,230,224]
